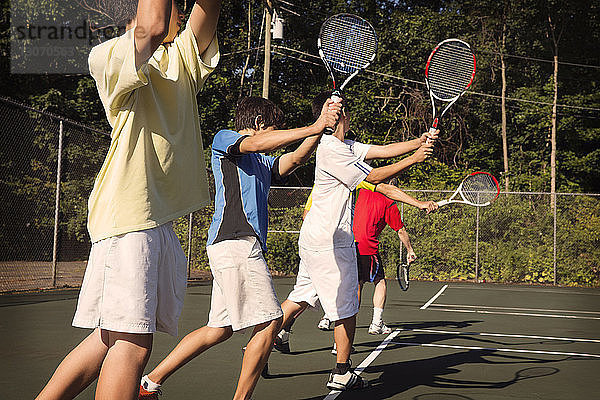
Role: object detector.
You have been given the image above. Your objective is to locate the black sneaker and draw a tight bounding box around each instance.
[274,331,291,354]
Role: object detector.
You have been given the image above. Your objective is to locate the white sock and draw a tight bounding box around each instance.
[372,307,384,325]
[141,375,161,392]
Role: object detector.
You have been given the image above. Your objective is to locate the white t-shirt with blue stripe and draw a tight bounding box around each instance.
[299,135,372,251]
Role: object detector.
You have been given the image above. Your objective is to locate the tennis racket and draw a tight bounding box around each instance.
[318,13,377,131]
[437,172,499,207]
[397,260,410,291]
[425,39,476,141]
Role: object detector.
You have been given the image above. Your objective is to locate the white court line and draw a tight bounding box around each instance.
[442,286,600,296]
[391,340,600,358]
[323,330,400,400]
[399,328,600,343]
[420,284,448,309]
[430,307,600,320]
[433,303,600,315]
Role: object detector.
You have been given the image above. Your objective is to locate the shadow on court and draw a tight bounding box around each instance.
[297,350,597,400]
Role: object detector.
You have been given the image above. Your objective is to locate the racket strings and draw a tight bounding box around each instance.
[320,15,377,75]
[427,42,475,100]
[461,173,499,205]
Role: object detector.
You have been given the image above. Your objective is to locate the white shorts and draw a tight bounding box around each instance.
[72,223,187,336]
[206,236,283,332]
[287,246,359,321]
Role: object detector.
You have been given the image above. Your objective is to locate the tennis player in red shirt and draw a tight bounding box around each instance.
[353,185,416,334]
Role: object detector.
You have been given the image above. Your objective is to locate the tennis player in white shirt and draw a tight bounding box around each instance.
[278,92,437,391]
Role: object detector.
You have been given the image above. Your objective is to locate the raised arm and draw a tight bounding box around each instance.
[134,0,172,69]
[188,0,221,55]
[239,100,341,155]
[277,100,340,176]
[374,182,438,213]
[365,130,439,160]
[277,134,322,177]
[364,142,434,184]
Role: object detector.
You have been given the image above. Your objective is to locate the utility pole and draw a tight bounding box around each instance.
[262,0,273,99]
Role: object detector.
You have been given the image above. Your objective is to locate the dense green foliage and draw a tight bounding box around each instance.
[1,1,599,286]
[376,193,600,287]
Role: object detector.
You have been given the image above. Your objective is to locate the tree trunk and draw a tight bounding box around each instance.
[550,52,558,208]
[500,21,509,191]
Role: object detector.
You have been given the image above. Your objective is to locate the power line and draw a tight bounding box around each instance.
[496,52,600,70]
[414,36,600,70]
[276,0,329,19]
[274,5,600,70]
[273,45,600,112]
[272,50,321,67]
[221,46,263,57]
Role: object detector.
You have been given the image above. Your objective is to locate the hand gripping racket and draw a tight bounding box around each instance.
[437,172,499,207]
[397,259,410,291]
[318,13,377,131]
[425,39,476,141]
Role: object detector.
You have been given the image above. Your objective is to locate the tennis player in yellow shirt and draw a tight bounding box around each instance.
[35,1,220,399]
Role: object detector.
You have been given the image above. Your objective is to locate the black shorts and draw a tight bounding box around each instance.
[356,250,385,283]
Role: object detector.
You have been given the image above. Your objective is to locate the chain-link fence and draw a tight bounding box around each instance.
[1,97,599,292]
[0,97,110,291]
[266,187,600,287]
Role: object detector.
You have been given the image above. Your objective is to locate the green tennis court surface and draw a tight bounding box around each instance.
[2,279,599,399]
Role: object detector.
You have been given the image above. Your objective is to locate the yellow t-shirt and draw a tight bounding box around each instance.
[87,25,220,242]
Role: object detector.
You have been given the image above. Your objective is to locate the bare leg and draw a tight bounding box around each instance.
[233,317,282,400]
[148,326,233,384]
[372,278,387,309]
[95,330,153,400]
[333,315,357,364]
[35,328,109,400]
[280,299,308,332]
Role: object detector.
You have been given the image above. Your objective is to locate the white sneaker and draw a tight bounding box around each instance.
[368,321,392,335]
[317,317,334,331]
[331,342,356,355]
[326,370,369,390]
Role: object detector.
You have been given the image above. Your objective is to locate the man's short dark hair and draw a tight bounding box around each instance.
[235,97,285,131]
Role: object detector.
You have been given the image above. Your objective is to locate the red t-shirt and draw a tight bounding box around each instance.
[353,188,404,255]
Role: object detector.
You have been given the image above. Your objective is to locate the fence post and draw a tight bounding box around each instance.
[475,204,480,282]
[553,193,557,285]
[187,212,193,280]
[52,120,64,288]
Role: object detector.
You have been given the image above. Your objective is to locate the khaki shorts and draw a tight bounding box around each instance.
[206,236,283,331]
[72,223,187,336]
[287,246,359,321]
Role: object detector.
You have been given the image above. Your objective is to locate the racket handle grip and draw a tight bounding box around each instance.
[426,126,437,144]
[436,199,449,207]
[330,89,342,103]
[325,91,342,134]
